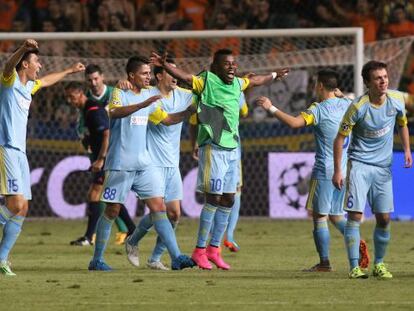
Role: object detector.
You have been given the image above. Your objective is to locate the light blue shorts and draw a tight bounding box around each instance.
[197,144,239,194]
[0,146,31,200]
[101,168,163,204]
[306,178,345,215]
[153,166,183,203]
[344,160,394,214]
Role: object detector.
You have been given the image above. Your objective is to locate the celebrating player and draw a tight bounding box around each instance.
[123,59,194,270]
[256,69,370,272]
[88,56,194,271]
[333,60,412,279]
[70,64,135,247]
[0,39,85,276]
[151,48,288,270]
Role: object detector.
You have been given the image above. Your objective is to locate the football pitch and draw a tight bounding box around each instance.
[1,218,413,311]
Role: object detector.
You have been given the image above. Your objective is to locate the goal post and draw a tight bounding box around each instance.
[0,30,412,218]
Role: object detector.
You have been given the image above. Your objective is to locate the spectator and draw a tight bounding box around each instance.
[47,0,73,31]
[331,0,379,42]
[0,0,18,31]
[387,4,414,38]
[178,0,209,30]
[381,0,414,25]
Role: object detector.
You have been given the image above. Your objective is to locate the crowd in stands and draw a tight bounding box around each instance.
[1,0,414,140]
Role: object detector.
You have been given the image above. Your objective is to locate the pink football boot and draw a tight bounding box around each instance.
[206,245,231,270]
[191,248,212,270]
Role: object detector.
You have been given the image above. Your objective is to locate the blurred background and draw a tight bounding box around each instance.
[0,0,413,219]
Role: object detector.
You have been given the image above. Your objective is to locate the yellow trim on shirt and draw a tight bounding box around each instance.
[240,102,249,118]
[0,69,17,87]
[339,95,369,136]
[108,88,123,110]
[240,77,250,91]
[301,112,315,126]
[189,113,198,125]
[192,76,204,95]
[397,115,408,127]
[149,106,168,125]
[31,80,42,95]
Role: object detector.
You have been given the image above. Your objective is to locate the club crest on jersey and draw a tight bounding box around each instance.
[386,107,397,116]
[130,116,148,126]
[341,123,350,132]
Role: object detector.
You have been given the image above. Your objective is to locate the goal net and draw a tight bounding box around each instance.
[0,30,412,218]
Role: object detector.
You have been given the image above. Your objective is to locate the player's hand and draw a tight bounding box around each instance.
[116,79,133,90]
[334,88,344,98]
[138,95,162,109]
[91,158,104,172]
[192,146,199,161]
[404,151,412,168]
[70,62,86,74]
[244,72,256,78]
[275,68,289,80]
[255,96,273,111]
[22,39,38,50]
[150,51,167,67]
[332,171,343,190]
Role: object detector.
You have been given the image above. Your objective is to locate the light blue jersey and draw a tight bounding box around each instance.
[104,87,168,171]
[301,97,352,179]
[147,87,193,167]
[0,70,41,153]
[339,90,407,168]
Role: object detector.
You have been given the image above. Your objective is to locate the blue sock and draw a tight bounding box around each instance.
[127,214,152,246]
[373,224,390,264]
[150,221,178,262]
[210,206,231,247]
[92,215,114,261]
[0,215,24,262]
[152,212,180,260]
[333,218,346,235]
[313,219,330,262]
[344,219,361,269]
[196,203,217,248]
[0,205,13,225]
[226,193,241,242]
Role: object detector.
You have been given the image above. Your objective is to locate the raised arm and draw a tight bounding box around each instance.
[109,95,162,119]
[247,68,289,88]
[150,52,193,84]
[332,133,346,189]
[3,39,38,77]
[255,96,306,128]
[39,62,85,88]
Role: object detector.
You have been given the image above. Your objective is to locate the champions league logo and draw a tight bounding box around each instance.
[279,162,312,210]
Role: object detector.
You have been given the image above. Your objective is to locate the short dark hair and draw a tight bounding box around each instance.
[153,58,175,81]
[212,49,233,64]
[85,64,102,76]
[125,56,150,75]
[16,48,39,71]
[317,69,339,91]
[361,60,387,84]
[64,81,84,93]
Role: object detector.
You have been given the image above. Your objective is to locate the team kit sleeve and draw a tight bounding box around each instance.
[338,103,360,136]
[0,69,17,87]
[108,88,124,110]
[300,103,318,126]
[192,75,205,95]
[396,96,408,127]
[149,106,168,125]
[31,80,42,95]
[238,77,250,91]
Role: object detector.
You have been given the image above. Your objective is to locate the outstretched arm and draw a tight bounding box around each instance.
[161,104,196,126]
[247,68,289,88]
[3,39,38,78]
[109,95,162,119]
[39,62,85,88]
[255,96,306,128]
[150,52,193,84]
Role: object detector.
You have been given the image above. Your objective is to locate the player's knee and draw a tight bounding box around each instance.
[5,196,27,215]
[167,209,180,222]
[221,194,235,207]
[206,194,222,207]
[104,204,120,219]
[376,214,390,228]
[146,198,166,213]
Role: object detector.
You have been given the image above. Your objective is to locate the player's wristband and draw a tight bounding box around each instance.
[271,72,278,80]
[268,106,278,114]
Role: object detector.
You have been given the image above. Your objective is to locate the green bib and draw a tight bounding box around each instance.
[197,71,242,149]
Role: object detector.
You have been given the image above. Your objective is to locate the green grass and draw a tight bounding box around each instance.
[1,218,414,311]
